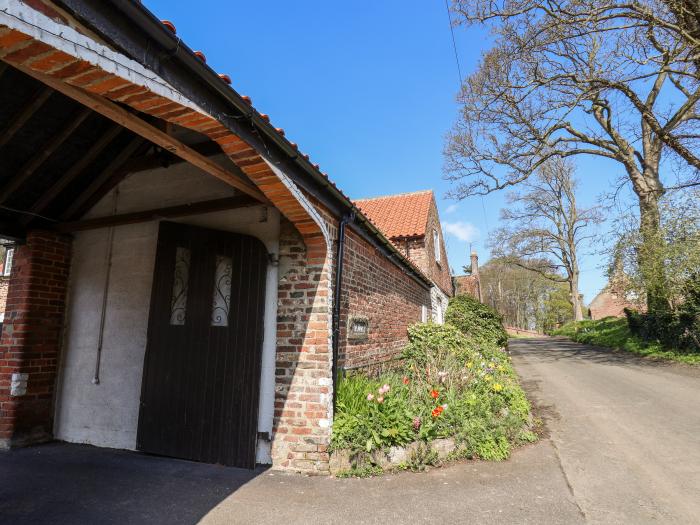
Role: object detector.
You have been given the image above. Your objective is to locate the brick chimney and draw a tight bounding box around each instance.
[470,251,479,276]
[470,250,483,302]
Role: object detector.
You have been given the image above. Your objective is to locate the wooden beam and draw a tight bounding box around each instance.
[23,124,124,223]
[117,141,225,173]
[60,137,144,220]
[14,65,268,204]
[0,87,53,149]
[55,195,259,233]
[0,107,91,203]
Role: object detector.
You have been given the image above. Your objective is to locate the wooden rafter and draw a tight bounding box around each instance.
[0,107,91,203]
[14,64,268,204]
[0,87,52,149]
[23,124,124,222]
[55,195,259,233]
[60,137,144,220]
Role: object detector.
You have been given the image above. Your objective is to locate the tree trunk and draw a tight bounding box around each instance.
[570,271,584,321]
[638,191,670,313]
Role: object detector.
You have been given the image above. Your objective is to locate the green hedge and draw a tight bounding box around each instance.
[445,294,508,348]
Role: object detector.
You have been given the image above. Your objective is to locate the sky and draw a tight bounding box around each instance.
[144,0,633,304]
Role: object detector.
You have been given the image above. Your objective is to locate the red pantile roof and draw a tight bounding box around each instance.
[354,190,433,240]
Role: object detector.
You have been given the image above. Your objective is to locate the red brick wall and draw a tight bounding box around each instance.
[0,230,71,448]
[454,274,480,299]
[338,228,431,370]
[397,199,453,297]
[589,291,639,320]
[422,199,453,296]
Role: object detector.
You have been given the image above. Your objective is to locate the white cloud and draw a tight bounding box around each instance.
[445,204,459,214]
[443,221,480,243]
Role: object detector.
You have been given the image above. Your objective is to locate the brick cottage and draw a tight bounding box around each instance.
[0,0,454,473]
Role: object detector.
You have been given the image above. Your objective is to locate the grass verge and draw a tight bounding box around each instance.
[552,317,700,365]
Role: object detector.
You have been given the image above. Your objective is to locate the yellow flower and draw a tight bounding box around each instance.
[493,383,503,392]
[497,365,505,372]
[484,375,492,381]
[489,362,495,368]
[466,361,473,369]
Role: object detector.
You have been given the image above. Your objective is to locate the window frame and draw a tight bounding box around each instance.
[3,247,14,277]
[433,229,441,265]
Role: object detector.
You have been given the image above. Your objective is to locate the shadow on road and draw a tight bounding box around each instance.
[510,337,663,367]
[509,337,700,380]
[0,442,265,525]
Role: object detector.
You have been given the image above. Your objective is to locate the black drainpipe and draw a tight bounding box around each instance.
[332,212,354,410]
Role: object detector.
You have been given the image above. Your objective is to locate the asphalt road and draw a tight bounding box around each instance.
[1,337,698,524]
[509,337,700,524]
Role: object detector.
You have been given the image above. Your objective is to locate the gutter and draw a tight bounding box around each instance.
[331,213,354,410]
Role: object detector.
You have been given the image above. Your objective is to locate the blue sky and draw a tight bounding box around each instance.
[144,0,631,303]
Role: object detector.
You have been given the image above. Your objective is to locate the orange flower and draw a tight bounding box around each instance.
[431,406,444,418]
[430,389,439,399]
[402,376,410,385]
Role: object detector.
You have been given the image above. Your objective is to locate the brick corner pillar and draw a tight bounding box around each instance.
[271,220,333,474]
[0,230,71,450]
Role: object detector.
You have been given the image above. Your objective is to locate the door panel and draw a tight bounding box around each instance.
[137,222,268,468]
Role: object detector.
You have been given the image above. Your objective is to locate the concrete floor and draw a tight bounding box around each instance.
[1,337,698,524]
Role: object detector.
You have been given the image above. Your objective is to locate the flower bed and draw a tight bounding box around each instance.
[330,297,536,476]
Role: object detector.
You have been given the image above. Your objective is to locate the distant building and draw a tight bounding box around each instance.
[588,289,640,320]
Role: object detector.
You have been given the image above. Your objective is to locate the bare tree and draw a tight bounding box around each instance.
[663,1,700,71]
[489,160,600,320]
[445,0,700,311]
[480,257,574,331]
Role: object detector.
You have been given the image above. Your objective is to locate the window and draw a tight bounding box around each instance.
[421,304,428,323]
[3,247,13,277]
[211,255,232,327]
[433,229,441,264]
[169,247,190,325]
[434,297,444,324]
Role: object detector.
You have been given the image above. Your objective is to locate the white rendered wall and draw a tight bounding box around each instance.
[431,285,449,324]
[54,161,280,463]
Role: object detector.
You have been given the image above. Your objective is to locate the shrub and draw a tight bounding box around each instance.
[625,274,700,353]
[445,294,508,348]
[331,313,534,468]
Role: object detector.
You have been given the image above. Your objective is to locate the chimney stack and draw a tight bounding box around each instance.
[470,250,482,302]
[470,251,479,276]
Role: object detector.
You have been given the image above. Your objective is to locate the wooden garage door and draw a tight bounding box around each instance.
[137,222,268,469]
